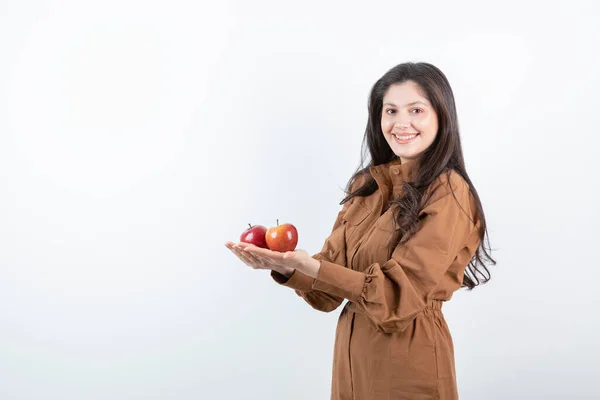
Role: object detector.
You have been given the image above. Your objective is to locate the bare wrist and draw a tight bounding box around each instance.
[301,257,321,279]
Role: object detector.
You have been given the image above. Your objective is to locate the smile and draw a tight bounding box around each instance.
[393,133,419,143]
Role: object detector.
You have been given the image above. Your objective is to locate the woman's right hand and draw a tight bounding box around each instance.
[225,241,294,277]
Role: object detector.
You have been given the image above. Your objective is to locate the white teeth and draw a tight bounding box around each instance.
[394,134,417,140]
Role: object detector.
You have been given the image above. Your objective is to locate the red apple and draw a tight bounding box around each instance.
[265,220,298,252]
[240,223,269,249]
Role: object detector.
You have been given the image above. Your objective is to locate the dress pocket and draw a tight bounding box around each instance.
[342,201,372,243]
[342,201,371,226]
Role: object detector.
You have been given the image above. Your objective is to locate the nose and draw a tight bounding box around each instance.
[393,112,412,129]
[394,119,411,129]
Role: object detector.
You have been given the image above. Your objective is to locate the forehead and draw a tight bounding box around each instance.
[383,81,429,104]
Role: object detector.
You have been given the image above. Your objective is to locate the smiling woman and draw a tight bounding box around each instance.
[226,61,496,400]
[381,81,439,162]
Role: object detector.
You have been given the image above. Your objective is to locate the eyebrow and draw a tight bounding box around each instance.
[383,101,429,108]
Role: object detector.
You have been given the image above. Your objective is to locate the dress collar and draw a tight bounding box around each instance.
[368,157,417,183]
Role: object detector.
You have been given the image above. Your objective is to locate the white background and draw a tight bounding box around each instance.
[1,0,599,399]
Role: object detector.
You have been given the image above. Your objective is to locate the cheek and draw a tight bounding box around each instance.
[381,119,393,132]
[415,116,437,135]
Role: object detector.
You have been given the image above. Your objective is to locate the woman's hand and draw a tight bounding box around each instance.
[225,241,309,276]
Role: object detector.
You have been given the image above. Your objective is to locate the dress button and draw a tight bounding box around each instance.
[392,168,400,175]
[365,277,372,283]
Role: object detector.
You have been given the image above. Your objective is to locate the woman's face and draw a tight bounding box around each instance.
[381,81,439,163]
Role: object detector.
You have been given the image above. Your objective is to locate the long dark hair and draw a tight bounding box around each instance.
[342,62,496,290]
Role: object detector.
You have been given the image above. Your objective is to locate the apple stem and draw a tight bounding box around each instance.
[248,223,252,229]
[277,219,279,226]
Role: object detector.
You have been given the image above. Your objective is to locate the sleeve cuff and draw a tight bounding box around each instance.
[311,260,366,302]
[270,269,316,292]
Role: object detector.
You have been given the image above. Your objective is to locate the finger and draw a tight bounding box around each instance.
[236,242,261,252]
[238,245,282,270]
[239,246,265,267]
[227,245,247,262]
[234,243,284,269]
[247,251,276,267]
[236,243,266,257]
[243,245,285,261]
[233,245,264,269]
[226,243,246,259]
[229,246,256,268]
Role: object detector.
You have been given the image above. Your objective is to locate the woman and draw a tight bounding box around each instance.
[226,62,495,400]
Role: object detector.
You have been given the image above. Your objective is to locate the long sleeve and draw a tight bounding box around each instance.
[310,173,479,332]
[270,175,368,312]
[270,209,346,312]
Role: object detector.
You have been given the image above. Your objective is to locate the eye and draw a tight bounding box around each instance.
[385,108,396,115]
[411,108,423,114]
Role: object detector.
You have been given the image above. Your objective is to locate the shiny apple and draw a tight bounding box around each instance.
[240,223,269,249]
[265,220,298,252]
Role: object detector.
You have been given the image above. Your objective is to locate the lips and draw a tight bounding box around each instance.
[393,133,419,140]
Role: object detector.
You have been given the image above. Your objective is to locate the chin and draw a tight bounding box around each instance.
[392,148,414,157]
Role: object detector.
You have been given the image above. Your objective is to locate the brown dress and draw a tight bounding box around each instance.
[271,157,481,400]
